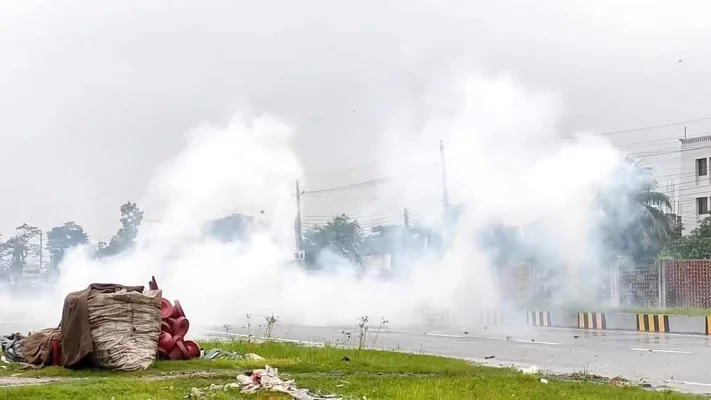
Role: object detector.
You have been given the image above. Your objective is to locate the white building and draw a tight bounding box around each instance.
[679,135,711,234]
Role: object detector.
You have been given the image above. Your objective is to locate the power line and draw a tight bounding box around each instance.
[299,119,711,180]
[595,116,711,137]
[302,178,391,195]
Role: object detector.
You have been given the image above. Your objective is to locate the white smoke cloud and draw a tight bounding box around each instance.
[2,73,629,331]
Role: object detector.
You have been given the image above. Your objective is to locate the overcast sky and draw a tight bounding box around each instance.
[1,0,711,240]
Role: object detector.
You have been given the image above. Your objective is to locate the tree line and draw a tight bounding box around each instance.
[300,160,711,269]
[0,202,145,282]
[0,202,255,283]
[3,158,708,284]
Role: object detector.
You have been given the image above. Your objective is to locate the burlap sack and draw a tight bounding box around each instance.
[87,289,161,371]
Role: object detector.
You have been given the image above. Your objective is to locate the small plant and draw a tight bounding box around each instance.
[357,316,369,351]
[371,317,389,348]
[339,330,353,347]
[264,314,279,340]
[222,324,235,342]
[246,313,252,341]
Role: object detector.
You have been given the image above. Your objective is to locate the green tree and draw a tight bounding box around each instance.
[303,214,364,266]
[46,221,89,270]
[4,224,41,278]
[662,216,711,259]
[598,160,672,263]
[204,213,253,242]
[101,202,144,256]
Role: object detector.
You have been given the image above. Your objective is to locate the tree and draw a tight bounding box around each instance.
[598,159,672,263]
[46,221,89,270]
[302,214,365,266]
[204,213,253,242]
[101,202,144,256]
[363,224,406,256]
[662,216,711,259]
[4,224,41,278]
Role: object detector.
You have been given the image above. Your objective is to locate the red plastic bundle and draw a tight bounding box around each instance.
[152,277,201,361]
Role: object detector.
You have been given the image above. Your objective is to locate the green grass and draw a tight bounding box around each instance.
[617,307,711,317]
[523,302,711,317]
[565,307,711,317]
[0,340,702,399]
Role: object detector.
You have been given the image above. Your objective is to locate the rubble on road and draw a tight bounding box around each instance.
[185,365,342,400]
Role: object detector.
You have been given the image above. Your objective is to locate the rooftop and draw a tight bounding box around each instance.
[680,134,711,146]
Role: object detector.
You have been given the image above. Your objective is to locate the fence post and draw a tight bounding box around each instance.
[657,260,667,309]
[610,259,620,307]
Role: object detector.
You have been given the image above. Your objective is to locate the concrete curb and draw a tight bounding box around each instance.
[524,310,710,335]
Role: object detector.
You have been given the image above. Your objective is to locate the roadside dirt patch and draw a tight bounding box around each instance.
[0,376,69,387]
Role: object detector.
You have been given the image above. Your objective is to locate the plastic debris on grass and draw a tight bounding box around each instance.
[201,348,244,360]
[186,365,342,400]
[518,365,540,375]
[0,333,25,363]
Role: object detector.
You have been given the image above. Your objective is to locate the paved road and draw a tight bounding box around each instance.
[5,320,711,394]
[198,323,711,394]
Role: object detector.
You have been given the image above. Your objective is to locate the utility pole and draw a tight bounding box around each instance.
[402,207,410,270]
[403,207,410,249]
[294,180,303,253]
[439,140,450,223]
[39,231,43,273]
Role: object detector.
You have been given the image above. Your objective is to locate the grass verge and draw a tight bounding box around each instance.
[0,340,700,399]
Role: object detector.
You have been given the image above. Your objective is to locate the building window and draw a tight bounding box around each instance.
[697,158,708,176]
[698,197,709,215]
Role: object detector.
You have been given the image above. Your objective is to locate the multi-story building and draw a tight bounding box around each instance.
[679,135,711,234]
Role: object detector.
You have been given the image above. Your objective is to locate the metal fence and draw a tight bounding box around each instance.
[663,260,711,308]
[502,260,711,309]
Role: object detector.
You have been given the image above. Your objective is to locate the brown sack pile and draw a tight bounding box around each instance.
[19,283,161,372]
[87,287,161,371]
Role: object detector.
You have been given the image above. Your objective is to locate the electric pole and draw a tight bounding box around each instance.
[402,207,410,269]
[39,231,43,273]
[295,180,303,252]
[439,140,450,223]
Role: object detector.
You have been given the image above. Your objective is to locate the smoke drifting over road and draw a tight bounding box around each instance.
[1,73,643,331]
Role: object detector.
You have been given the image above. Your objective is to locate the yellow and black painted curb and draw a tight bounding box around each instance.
[637,314,670,332]
[577,312,606,329]
[527,310,552,326]
[705,316,711,335]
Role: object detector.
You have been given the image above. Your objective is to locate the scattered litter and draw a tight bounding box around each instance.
[201,348,243,360]
[540,378,549,384]
[341,356,351,362]
[335,381,350,388]
[610,376,628,386]
[187,365,342,400]
[244,353,265,361]
[484,356,495,360]
[0,333,26,363]
[518,365,540,375]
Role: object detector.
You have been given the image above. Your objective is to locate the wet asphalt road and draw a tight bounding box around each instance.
[4,320,711,394]
[198,323,711,394]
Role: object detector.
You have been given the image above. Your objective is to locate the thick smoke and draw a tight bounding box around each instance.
[3,74,634,330]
